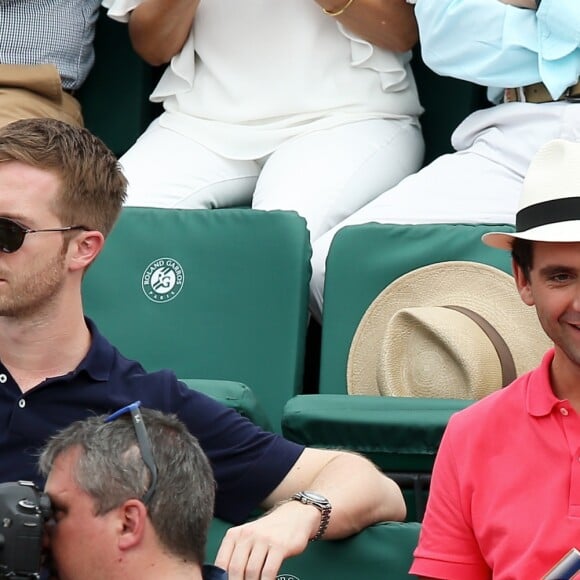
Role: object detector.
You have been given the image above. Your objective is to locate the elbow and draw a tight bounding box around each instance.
[140,51,173,67]
[393,25,419,53]
[129,37,174,66]
[374,24,418,53]
[388,478,407,522]
[393,35,418,53]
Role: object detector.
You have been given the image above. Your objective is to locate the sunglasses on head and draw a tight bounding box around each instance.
[104,401,159,505]
[0,216,88,254]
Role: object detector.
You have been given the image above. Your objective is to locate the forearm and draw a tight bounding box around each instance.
[265,450,406,540]
[215,450,405,579]
[315,0,418,52]
[128,0,200,65]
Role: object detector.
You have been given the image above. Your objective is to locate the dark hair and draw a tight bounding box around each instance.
[39,408,215,565]
[0,118,127,238]
[511,237,534,281]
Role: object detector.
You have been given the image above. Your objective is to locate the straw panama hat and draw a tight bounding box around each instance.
[347,261,552,399]
[483,138,580,249]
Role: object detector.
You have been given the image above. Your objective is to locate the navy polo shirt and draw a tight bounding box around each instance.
[0,319,304,524]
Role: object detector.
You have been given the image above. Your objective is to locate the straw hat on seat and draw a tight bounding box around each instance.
[347,261,552,399]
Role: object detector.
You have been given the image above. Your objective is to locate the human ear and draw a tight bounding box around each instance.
[68,231,104,273]
[512,258,535,306]
[117,499,147,551]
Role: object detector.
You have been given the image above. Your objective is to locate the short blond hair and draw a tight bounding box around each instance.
[0,118,127,237]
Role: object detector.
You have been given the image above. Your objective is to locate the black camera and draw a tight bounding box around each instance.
[0,481,52,579]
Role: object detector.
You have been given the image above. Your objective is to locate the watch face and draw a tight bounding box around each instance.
[302,491,327,503]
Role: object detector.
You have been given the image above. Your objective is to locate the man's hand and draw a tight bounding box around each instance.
[214,501,319,580]
[498,0,537,8]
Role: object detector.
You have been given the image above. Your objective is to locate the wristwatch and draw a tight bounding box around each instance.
[291,491,332,541]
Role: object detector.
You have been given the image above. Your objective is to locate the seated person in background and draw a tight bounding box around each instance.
[0,118,405,580]
[102,0,424,244]
[310,0,580,320]
[411,139,580,579]
[40,405,226,580]
[0,0,104,128]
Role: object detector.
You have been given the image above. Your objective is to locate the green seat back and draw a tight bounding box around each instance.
[82,207,311,431]
[411,47,488,164]
[206,518,421,579]
[77,8,157,156]
[319,223,515,395]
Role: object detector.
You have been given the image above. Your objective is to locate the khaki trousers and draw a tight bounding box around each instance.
[0,64,83,128]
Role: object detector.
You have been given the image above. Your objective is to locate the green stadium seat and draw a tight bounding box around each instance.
[284,223,514,519]
[77,7,158,156]
[206,518,421,580]
[282,394,472,520]
[411,47,488,165]
[319,223,514,395]
[82,207,311,432]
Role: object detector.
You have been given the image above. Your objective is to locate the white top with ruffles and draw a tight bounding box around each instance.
[103,0,423,159]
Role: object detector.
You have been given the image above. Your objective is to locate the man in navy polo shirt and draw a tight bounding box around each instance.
[0,118,405,580]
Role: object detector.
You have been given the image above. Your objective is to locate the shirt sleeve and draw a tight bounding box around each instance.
[161,378,305,524]
[101,0,142,23]
[414,0,580,100]
[410,416,491,580]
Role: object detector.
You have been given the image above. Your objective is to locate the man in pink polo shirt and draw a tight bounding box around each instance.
[410,138,580,580]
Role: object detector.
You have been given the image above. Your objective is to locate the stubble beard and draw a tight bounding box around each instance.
[0,248,68,319]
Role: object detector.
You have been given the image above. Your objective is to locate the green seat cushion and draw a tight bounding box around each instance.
[282,394,472,472]
[207,518,421,580]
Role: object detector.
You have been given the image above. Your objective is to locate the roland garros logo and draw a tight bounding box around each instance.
[141,258,184,303]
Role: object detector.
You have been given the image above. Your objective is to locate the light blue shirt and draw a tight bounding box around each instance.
[414,0,580,103]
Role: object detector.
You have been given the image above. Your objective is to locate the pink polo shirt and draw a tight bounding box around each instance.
[410,349,580,579]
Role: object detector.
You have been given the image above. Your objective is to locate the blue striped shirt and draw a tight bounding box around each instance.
[0,0,102,89]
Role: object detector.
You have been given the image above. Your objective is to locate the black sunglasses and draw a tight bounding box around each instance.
[104,401,159,505]
[0,216,88,254]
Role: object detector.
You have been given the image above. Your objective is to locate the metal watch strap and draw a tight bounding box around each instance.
[291,491,332,541]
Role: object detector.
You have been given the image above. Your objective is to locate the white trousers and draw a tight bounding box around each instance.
[310,101,580,320]
[120,117,424,242]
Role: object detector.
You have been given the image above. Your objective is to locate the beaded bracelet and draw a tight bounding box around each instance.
[322,0,356,17]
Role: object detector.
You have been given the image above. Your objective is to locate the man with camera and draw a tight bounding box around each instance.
[0,118,404,580]
[38,405,225,580]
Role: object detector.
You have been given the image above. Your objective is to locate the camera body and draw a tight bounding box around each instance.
[0,481,52,579]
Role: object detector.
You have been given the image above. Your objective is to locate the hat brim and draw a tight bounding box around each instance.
[347,261,552,397]
[482,220,580,250]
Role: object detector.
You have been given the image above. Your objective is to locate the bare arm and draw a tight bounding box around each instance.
[127,0,200,66]
[215,448,405,580]
[315,0,418,52]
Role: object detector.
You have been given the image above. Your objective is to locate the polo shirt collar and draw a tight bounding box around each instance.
[74,317,114,382]
[527,348,560,417]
